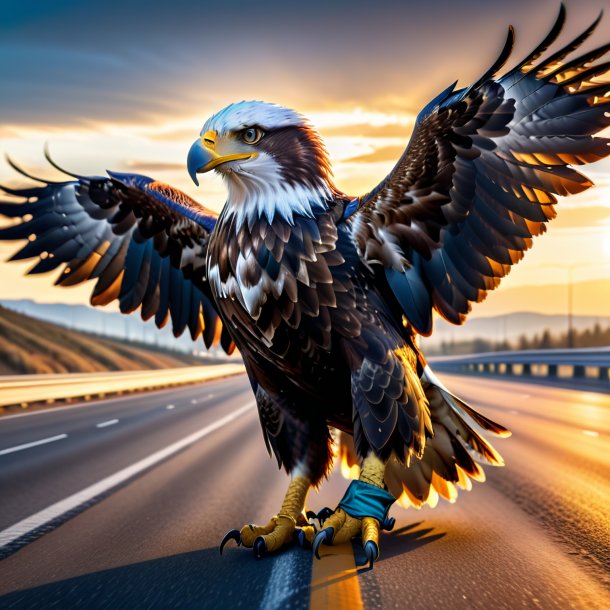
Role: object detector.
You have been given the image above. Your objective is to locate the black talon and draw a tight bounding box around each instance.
[306,510,317,522]
[253,536,267,558]
[364,540,379,569]
[296,528,312,549]
[313,527,334,560]
[219,529,241,555]
[382,516,396,531]
[316,507,334,525]
[297,528,311,549]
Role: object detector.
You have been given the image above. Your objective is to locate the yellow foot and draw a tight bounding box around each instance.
[218,475,315,558]
[312,453,394,568]
[220,513,316,557]
[312,508,382,568]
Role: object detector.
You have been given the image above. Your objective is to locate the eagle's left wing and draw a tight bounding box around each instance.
[348,6,610,336]
[0,154,235,353]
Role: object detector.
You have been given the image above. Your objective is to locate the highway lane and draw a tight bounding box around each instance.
[0,376,253,532]
[0,374,609,608]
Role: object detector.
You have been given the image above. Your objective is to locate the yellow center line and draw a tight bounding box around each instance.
[309,542,364,610]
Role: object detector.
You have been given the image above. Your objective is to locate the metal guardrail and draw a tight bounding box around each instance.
[0,364,246,408]
[2,347,607,409]
[429,348,610,388]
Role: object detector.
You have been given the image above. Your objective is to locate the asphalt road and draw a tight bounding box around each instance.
[0,373,608,609]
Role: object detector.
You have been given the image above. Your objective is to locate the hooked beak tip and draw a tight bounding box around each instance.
[187,138,208,187]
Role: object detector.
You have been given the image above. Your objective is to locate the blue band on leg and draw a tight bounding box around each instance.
[338,480,395,523]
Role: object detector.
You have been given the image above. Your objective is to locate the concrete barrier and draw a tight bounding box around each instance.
[0,364,246,408]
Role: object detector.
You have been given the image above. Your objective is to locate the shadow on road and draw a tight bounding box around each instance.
[354,520,446,569]
[0,524,446,607]
[0,545,312,610]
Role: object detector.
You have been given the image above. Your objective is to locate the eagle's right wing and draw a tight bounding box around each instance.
[348,5,610,336]
[0,154,235,353]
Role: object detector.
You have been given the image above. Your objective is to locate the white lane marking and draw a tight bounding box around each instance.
[166,404,175,410]
[0,402,254,549]
[96,419,119,428]
[582,430,599,437]
[0,434,68,456]
[191,394,214,405]
[191,394,217,405]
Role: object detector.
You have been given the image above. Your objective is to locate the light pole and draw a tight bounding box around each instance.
[546,262,610,349]
[547,263,579,349]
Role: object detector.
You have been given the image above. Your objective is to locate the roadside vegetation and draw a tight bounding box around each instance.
[0,305,203,374]
[427,323,610,356]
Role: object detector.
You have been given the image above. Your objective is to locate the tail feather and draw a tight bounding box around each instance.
[422,364,511,437]
[339,364,509,509]
[440,386,511,438]
[449,433,486,482]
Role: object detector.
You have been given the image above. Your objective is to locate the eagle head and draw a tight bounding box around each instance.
[187,101,334,224]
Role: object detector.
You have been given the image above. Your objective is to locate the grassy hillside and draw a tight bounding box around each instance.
[0,305,203,374]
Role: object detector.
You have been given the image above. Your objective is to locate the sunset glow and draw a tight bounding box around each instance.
[1,0,609,318]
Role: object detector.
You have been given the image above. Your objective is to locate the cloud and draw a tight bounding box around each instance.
[124,160,185,172]
[554,205,610,229]
[139,128,196,142]
[342,145,405,164]
[6,0,606,129]
[320,123,413,138]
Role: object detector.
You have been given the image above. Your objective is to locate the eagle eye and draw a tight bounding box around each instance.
[241,127,264,145]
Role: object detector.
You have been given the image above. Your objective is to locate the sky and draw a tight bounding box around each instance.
[0,0,609,319]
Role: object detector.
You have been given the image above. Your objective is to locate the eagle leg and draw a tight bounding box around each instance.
[312,453,394,568]
[219,475,315,557]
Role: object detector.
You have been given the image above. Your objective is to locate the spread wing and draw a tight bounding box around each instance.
[0,153,235,353]
[349,5,610,335]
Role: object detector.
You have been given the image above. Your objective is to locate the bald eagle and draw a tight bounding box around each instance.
[1,5,609,567]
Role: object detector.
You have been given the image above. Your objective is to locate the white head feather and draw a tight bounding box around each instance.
[202,100,307,135]
[201,101,333,228]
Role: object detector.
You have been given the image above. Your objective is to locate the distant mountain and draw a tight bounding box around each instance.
[468,278,610,318]
[423,311,610,348]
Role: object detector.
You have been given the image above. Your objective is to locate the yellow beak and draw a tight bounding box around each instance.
[187,130,255,185]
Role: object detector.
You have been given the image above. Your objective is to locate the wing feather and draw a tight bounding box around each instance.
[0,157,233,352]
[349,5,610,333]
